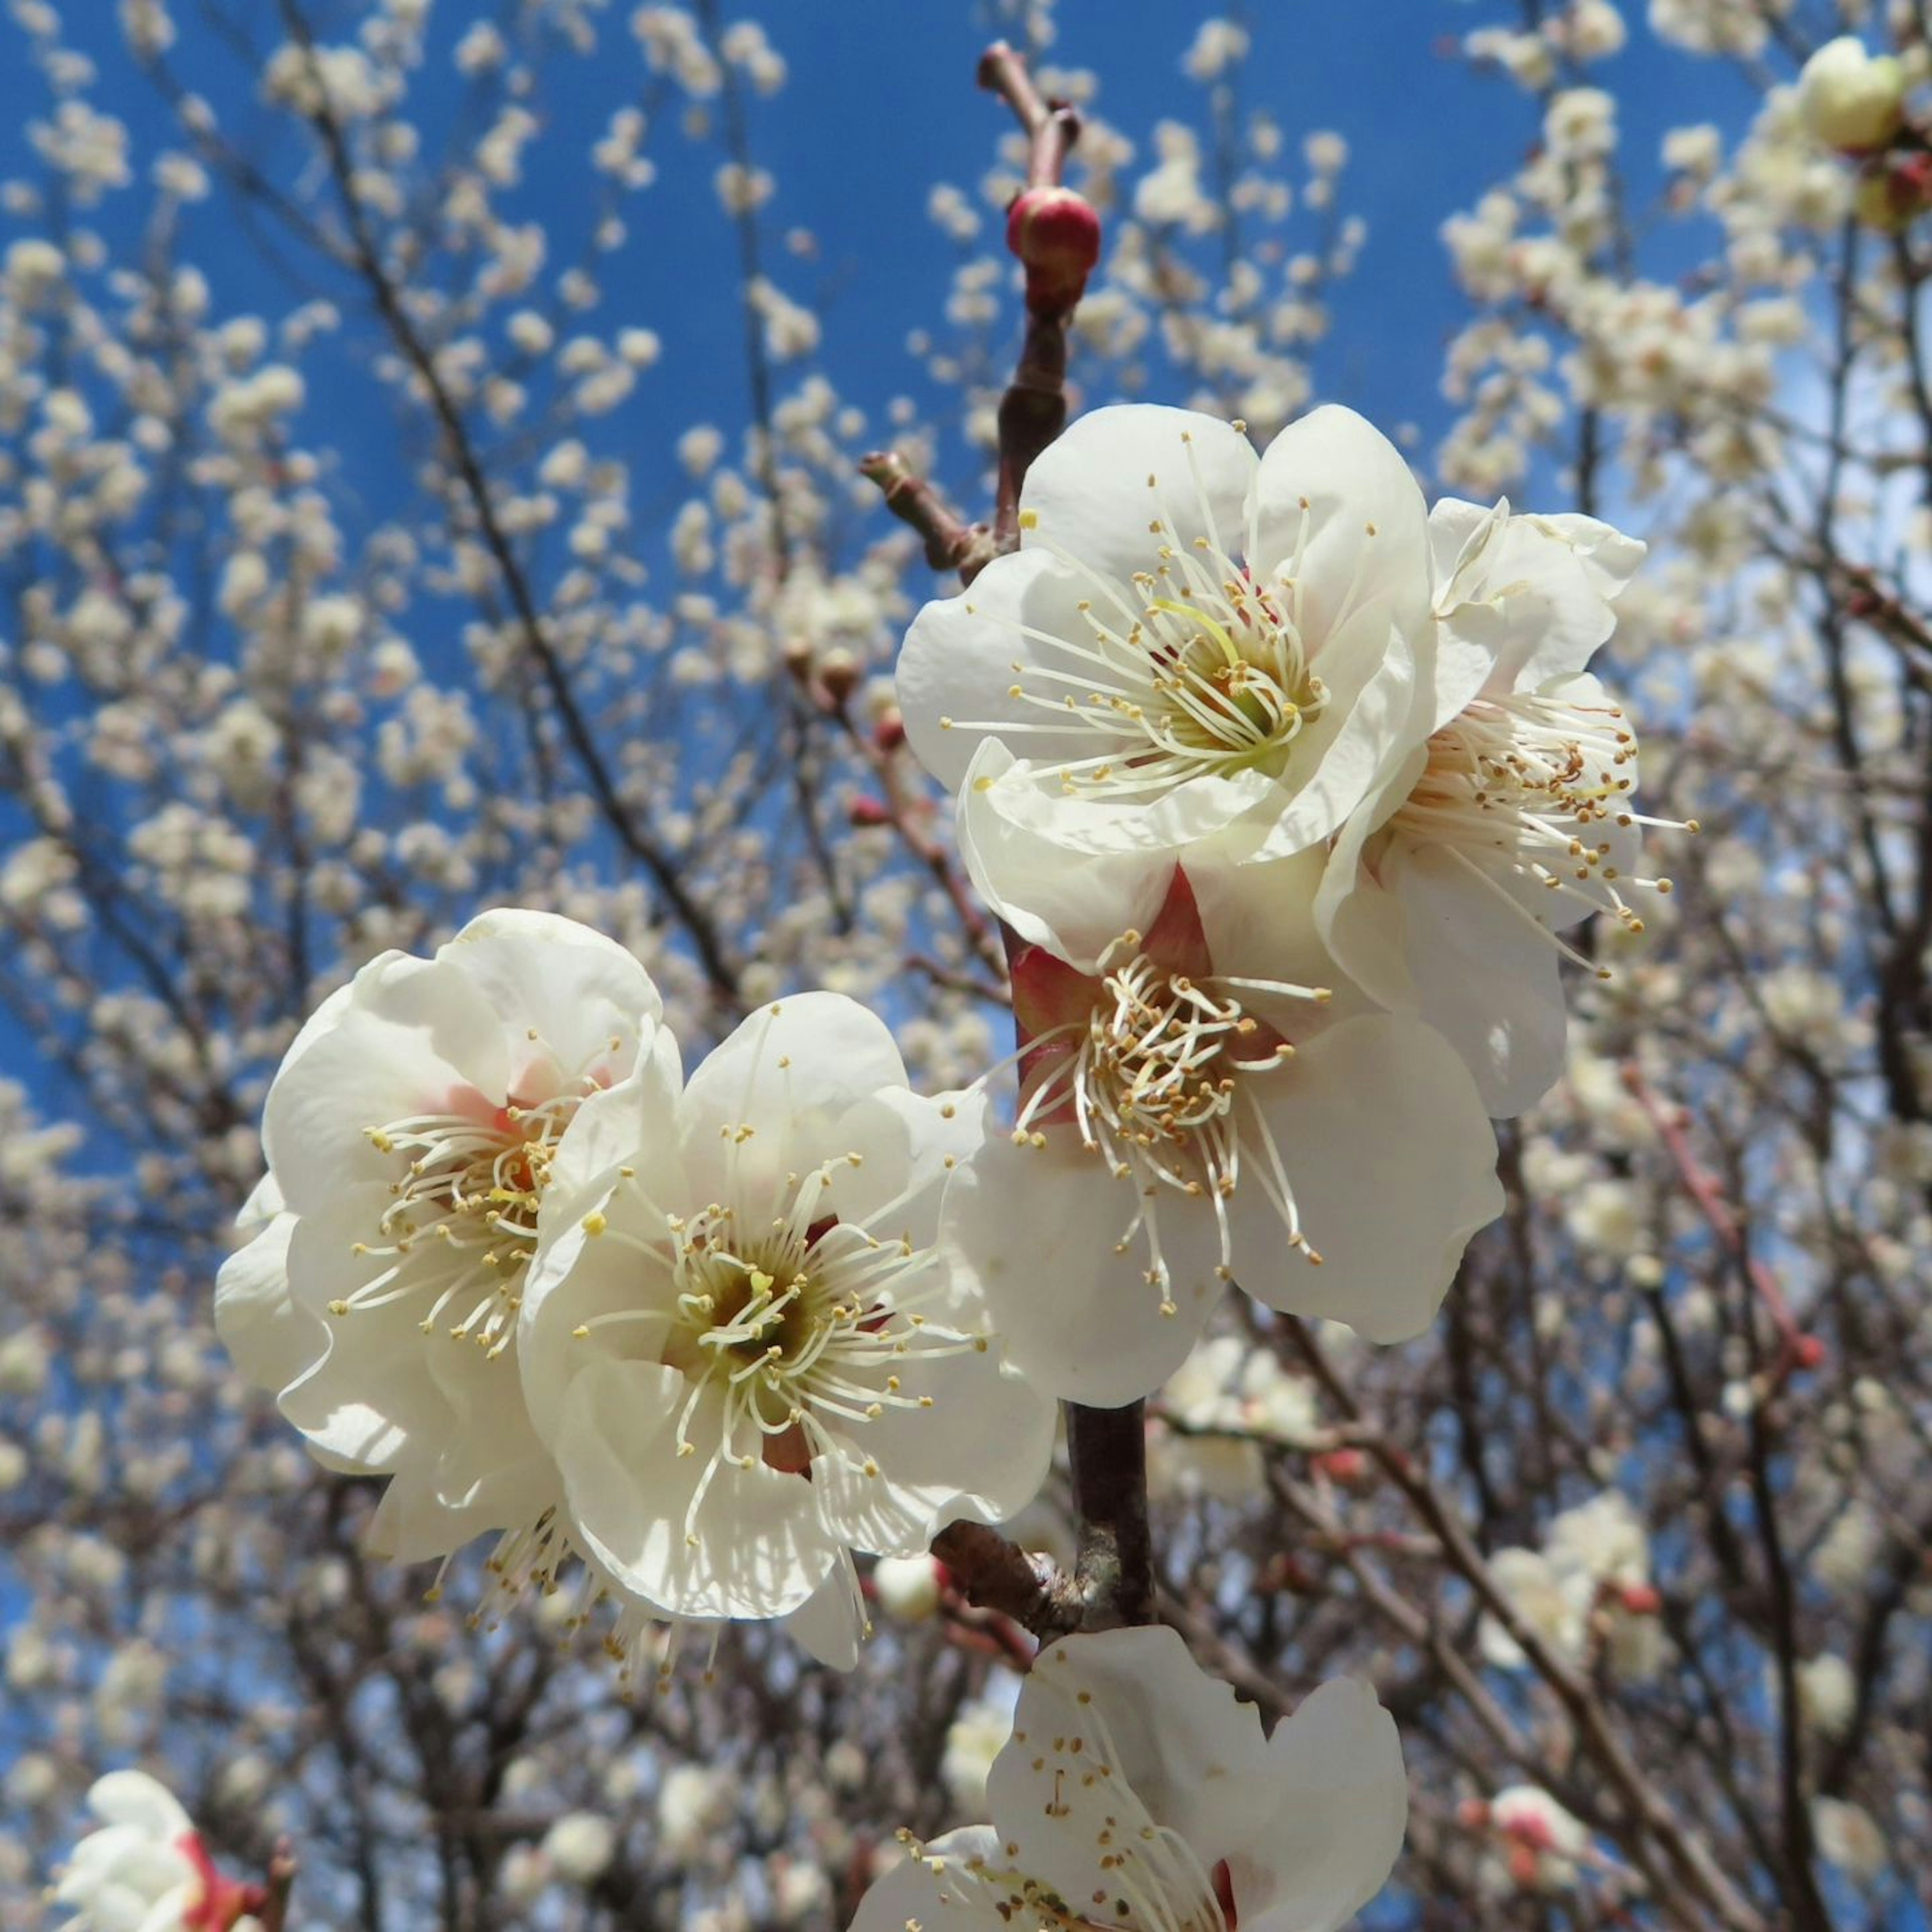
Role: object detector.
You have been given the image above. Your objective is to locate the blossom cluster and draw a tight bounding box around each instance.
[899,401,1658,1401]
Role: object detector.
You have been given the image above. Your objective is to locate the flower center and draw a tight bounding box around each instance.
[1383,691,1685,968]
[945,435,1334,800]
[1014,941,1326,1314]
[332,1036,623,1355]
[572,1152,985,1544]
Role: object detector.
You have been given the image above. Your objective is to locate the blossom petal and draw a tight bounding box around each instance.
[896,547,1107,791]
[676,993,909,1205]
[1001,1628,1273,1863]
[1387,844,1569,1117]
[1250,405,1431,663]
[438,906,664,1091]
[213,1211,328,1402]
[1232,1014,1503,1340]
[939,1133,1221,1406]
[1231,1677,1407,1932]
[848,1827,1010,1932]
[1020,403,1256,586]
[555,1355,840,1620]
[262,955,508,1213]
[957,740,1178,965]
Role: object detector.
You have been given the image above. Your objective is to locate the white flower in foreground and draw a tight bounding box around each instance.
[1798,37,1906,152]
[215,909,665,1563]
[851,1626,1405,1932]
[897,402,1438,918]
[54,1772,260,1932]
[517,993,1055,1646]
[1316,497,1666,1115]
[941,864,1503,1404]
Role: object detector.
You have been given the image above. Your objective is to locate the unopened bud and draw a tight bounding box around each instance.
[849,796,892,828]
[873,711,907,753]
[1793,1333,1827,1372]
[1313,1446,1369,1486]
[1854,150,1932,231]
[1618,1581,1662,1617]
[1799,37,1907,153]
[1457,1797,1492,1830]
[818,646,862,707]
[1006,185,1103,312]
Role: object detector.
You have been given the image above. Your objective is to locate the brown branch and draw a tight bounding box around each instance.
[931,1521,1081,1644]
[1066,1401,1155,1630]
[858,451,998,580]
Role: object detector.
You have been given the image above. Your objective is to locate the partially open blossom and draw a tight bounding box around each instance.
[517,994,1055,1646]
[940,865,1503,1404]
[1798,37,1906,153]
[1316,497,1662,1115]
[850,1626,1406,1932]
[215,909,665,1562]
[897,403,1438,930]
[54,1772,262,1932]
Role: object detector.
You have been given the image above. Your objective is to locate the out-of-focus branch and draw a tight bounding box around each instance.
[857,451,998,580]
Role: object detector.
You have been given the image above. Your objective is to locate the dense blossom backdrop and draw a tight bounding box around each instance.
[2,1,1928,1928]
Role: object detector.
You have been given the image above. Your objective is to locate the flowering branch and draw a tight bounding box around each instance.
[1066,1401,1156,1630]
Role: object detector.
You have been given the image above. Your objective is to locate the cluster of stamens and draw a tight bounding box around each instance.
[573,1137,983,1550]
[1012,937,1327,1314]
[947,440,1338,800]
[337,1039,623,1354]
[1386,691,1689,976]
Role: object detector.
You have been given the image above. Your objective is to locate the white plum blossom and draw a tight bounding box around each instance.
[940,863,1504,1404]
[215,909,665,1563]
[897,403,1439,932]
[53,1772,259,1932]
[1797,38,1906,153]
[1479,1491,1662,1682]
[1315,496,1661,1115]
[516,993,1055,1645]
[1478,1786,1592,1895]
[852,1626,1405,1932]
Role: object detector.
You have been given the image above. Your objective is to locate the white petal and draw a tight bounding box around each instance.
[847,1827,1011,1932]
[778,1565,866,1670]
[1242,618,1425,860]
[518,1167,681,1440]
[439,906,664,1090]
[966,736,1279,861]
[1234,1015,1503,1341]
[213,1212,327,1401]
[1007,1628,1273,1861]
[1388,844,1570,1117]
[1021,404,1256,586]
[1234,1677,1407,1932]
[555,1355,838,1619]
[85,1772,193,1839]
[261,955,507,1213]
[1250,406,1432,663]
[896,547,1103,791]
[957,740,1178,967]
[939,1133,1221,1406]
[676,993,910,1205]
[813,1348,1056,1555]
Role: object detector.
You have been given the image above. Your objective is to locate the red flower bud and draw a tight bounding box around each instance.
[1313,1446,1369,1486]
[1793,1333,1827,1372]
[1006,185,1102,312]
[1618,1581,1663,1617]
[848,796,892,828]
[872,711,907,753]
